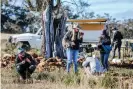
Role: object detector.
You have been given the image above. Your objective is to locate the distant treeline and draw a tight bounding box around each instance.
[1,3,133,39]
[1,4,41,33]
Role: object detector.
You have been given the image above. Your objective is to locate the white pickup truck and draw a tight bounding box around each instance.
[9,27,102,52]
[9,27,43,50]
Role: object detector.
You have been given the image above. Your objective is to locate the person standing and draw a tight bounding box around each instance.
[98,29,111,71]
[62,24,83,73]
[112,27,123,59]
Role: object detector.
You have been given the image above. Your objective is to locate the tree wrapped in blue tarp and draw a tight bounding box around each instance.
[42,0,67,59]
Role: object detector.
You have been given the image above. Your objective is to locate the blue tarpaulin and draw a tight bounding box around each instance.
[42,4,66,59]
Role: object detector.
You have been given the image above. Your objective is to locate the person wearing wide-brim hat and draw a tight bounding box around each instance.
[62,23,84,73]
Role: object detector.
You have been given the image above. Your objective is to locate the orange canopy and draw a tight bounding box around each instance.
[67,19,107,23]
[79,23,105,30]
[67,19,107,30]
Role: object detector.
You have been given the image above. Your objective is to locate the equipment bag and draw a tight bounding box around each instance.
[102,45,112,53]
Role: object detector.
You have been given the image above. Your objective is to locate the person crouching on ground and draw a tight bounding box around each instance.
[15,48,36,80]
[82,54,104,75]
[62,24,83,73]
[98,29,111,71]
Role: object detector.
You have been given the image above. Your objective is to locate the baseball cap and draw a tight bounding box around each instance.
[18,48,25,54]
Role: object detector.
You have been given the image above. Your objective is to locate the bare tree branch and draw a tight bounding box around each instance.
[72,0,79,7]
[62,1,79,7]
[36,0,43,11]
[26,0,35,11]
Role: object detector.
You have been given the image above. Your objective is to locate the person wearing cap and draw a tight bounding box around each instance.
[98,29,111,71]
[62,23,83,73]
[15,48,36,80]
[112,27,123,59]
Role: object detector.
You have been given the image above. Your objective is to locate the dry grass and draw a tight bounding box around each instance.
[1,33,19,40]
[0,33,16,56]
[1,33,133,89]
[0,33,20,57]
[1,65,133,89]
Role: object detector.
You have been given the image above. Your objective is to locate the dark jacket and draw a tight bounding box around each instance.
[15,53,36,69]
[112,31,123,44]
[63,31,83,50]
[98,35,111,53]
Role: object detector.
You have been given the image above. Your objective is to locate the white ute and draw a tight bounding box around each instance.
[9,26,103,51]
[9,27,42,50]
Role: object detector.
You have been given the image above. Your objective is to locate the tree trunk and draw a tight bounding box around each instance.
[41,11,45,57]
[42,0,66,58]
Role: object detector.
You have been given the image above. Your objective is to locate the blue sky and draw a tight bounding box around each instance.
[88,0,133,20]
[9,0,133,20]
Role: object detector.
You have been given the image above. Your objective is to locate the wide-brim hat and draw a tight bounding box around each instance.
[73,23,81,29]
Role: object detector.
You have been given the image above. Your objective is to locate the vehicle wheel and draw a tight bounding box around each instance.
[22,42,31,51]
[16,42,31,51]
[16,42,23,49]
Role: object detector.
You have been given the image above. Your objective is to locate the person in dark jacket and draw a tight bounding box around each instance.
[15,48,36,80]
[62,24,83,73]
[98,29,111,71]
[112,27,123,59]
